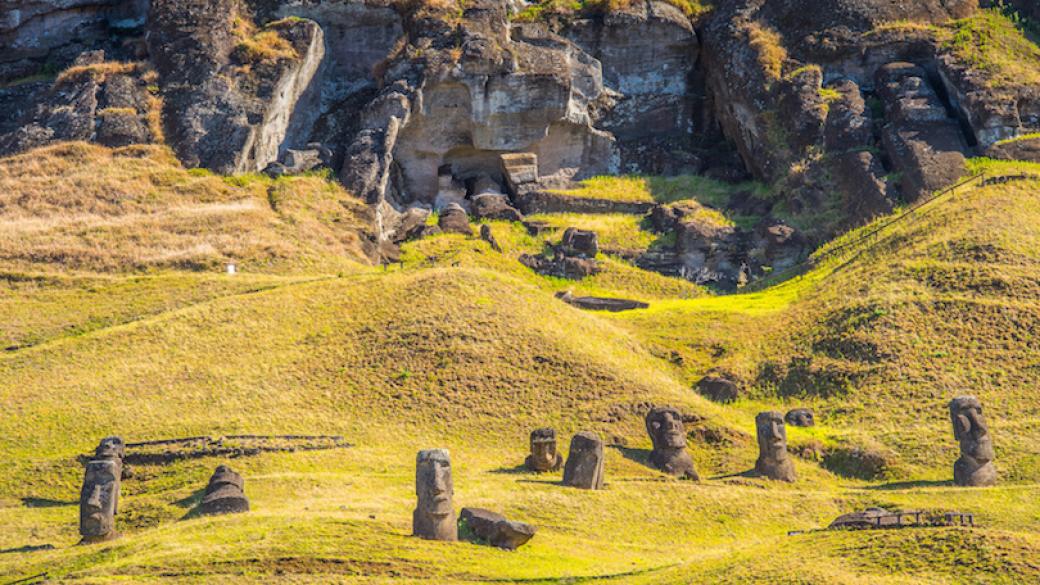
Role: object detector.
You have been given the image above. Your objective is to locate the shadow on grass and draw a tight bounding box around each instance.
[864,480,953,490]
[488,464,531,475]
[21,497,75,508]
[173,488,207,520]
[0,544,54,555]
[611,445,651,467]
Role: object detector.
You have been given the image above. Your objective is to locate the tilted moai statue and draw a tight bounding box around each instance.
[197,465,250,515]
[755,411,797,482]
[525,428,563,472]
[413,449,457,541]
[94,436,131,480]
[645,407,699,480]
[949,396,997,487]
[562,432,605,489]
[79,458,120,543]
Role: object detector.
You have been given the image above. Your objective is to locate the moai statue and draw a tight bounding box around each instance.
[645,407,699,480]
[755,411,797,482]
[413,449,457,541]
[79,458,120,543]
[197,465,250,515]
[785,408,815,427]
[562,432,605,489]
[94,436,131,479]
[525,428,563,472]
[949,396,997,487]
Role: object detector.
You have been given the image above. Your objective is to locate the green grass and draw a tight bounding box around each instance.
[2,146,1040,582]
[941,9,1040,91]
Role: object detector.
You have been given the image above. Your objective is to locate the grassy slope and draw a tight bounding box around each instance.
[1,148,1040,583]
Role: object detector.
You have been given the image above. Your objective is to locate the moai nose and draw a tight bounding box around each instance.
[88,485,102,508]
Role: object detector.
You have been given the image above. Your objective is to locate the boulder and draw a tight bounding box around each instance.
[472,194,523,222]
[459,507,536,550]
[559,228,599,258]
[696,375,741,403]
[438,203,474,236]
[519,254,600,280]
[480,224,502,252]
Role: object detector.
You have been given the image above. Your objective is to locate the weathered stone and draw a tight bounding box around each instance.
[645,407,698,480]
[501,152,539,192]
[695,375,741,403]
[785,408,815,428]
[755,411,796,482]
[519,253,600,280]
[986,137,1040,164]
[94,436,131,480]
[559,228,599,258]
[562,431,605,490]
[438,203,474,236]
[79,458,119,544]
[460,507,536,550]
[197,465,249,516]
[950,396,997,487]
[434,169,469,212]
[525,428,563,472]
[413,449,457,541]
[555,291,648,312]
[480,224,502,252]
[472,193,523,222]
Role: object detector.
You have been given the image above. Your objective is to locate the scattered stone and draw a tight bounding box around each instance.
[519,254,600,280]
[950,396,997,487]
[413,449,457,541]
[522,221,551,236]
[197,465,250,516]
[785,408,815,428]
[525,428,563,473]
[645,407,698,480]
[562,432,605,490]
[459,507,536,550]
[695,375,741,403]
[755,411,796,482]
[472,193,523,222]
[559,228,599,258]
[555,291,648,312]
[79,458,120,544]
[438,203,474,236]
[480,224,502,252]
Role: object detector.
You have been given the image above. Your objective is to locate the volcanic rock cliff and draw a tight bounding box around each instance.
[1,0,1038,261]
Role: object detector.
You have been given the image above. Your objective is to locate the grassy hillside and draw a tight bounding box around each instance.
[1,146,1040,583]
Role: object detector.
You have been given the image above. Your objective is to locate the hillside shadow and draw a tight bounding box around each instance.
[611,445,651,468]
[488,464,531,475]
[174,488,208,520]
[21,497,75,508]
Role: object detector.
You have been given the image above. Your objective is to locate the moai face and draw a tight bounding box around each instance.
[949,396,997,487]
[527,428,561,472]
[950,396,994,462]
[562,432,605,490]
[413,449,457,541]
[647,407,687,450]
[755,411,796,482]
[785,408,815,427]
[80,459,119,541]
[645,407,699,480]
[94,436,125,461]
[757,411,787,459]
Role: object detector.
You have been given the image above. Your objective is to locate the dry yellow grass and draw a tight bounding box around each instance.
[0,143,373,273]
[748,22,788,81]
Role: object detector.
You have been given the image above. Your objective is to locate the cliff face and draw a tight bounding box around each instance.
[2,0,1038,250]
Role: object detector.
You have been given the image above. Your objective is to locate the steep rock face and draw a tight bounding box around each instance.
[0,0,149,82]
[701,0,978,231]
[561,1,701,173]
[148,0,324,173]
[0,55,159,155]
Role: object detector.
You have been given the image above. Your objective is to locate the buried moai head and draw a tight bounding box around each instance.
[79,459,120,543]
[645,407,699,480]
[197,465,249,516]
[785,408,815,427]
[949,396,997,487]
[754,411,796,482]
[526,428,563,472]
[562,432,605,490]
[413,449,457,541]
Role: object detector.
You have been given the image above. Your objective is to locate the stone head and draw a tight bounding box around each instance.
[94,436,125,461]
[646,407,687,451]
[756,411,787,459]
[529,428,557,467]
[207,465,245,493]
[416,449,453,516]
[949,396,994,461]
[785,408,815,427]
[80,459,119,538]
